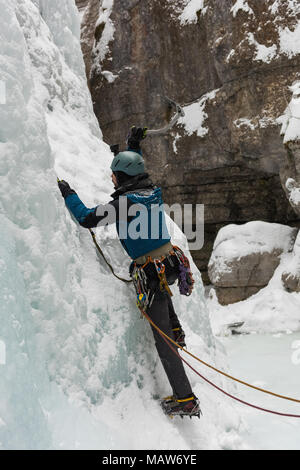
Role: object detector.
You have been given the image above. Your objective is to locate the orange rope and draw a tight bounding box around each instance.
[141,308,300,404]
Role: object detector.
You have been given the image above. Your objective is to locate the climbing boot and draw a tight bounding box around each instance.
[161,395,202,419]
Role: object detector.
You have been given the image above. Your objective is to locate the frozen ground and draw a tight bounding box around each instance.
[220,332,300,450]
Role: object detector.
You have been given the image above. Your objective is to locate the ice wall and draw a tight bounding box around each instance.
[0,0,242,449]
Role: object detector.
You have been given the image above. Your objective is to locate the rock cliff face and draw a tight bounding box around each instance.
[76,0,300,283]
[76,0,88,11]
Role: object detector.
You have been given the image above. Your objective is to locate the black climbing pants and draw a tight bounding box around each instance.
[142,255,193,399]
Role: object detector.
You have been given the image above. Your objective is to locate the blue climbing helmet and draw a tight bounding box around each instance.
[110,151,145,176]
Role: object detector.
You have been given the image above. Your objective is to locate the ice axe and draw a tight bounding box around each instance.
[109,97,185,155]
[146,96,185,136]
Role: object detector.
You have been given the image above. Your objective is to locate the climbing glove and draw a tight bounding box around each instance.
[57,180,76,199]
[110,144,120,156]
[127,126,147,151]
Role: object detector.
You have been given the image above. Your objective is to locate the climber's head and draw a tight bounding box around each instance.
[110,151,145,187]
[111,170,135,189]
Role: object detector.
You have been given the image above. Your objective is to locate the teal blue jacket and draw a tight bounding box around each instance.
[65,174,171,260]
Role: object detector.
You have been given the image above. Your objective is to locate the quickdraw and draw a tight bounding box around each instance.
[153,258,173,297]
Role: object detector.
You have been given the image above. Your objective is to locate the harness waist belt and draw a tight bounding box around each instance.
[134,241,173,265]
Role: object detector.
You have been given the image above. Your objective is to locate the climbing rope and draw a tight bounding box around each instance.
[140,308,300,406]
[89,229,132,284]
[150,313,300,419]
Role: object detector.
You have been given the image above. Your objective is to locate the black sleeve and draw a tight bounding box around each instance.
[79,200,119,229]
[79,197,138,229]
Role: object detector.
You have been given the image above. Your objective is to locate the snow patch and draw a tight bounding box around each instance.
[226,49,236,63]
[267,0,300,15]
[278,80,300,143]
[286,178,300,206]
[211,221,295,264]
[269,0,281,14]
[234,116,278,131]
[172,133,180,154]
[231,0,254,18]
[179,0,207,25]
[247,33,277,63]
[92,0,115,74]
[259,116,277,128]
[279,22,300,58]
[101,70,118,83]
[234,118,256,131]
[178,89,219,138]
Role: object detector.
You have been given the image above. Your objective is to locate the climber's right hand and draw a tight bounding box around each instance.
[127,126,147,151]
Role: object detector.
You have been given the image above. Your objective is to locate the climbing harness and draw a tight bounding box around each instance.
[131,245,194,305]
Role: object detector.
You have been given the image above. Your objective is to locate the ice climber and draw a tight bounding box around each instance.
[57,127,201,418]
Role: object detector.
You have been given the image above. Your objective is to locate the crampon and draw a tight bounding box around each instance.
[161,395,202,419]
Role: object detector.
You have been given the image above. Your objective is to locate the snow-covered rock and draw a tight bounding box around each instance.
[208,221,298,305]
[278,80,300,295]
[282,230,300,292]
[279,81,300,219]
[208,245,300,335]
[279,80,300,145]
